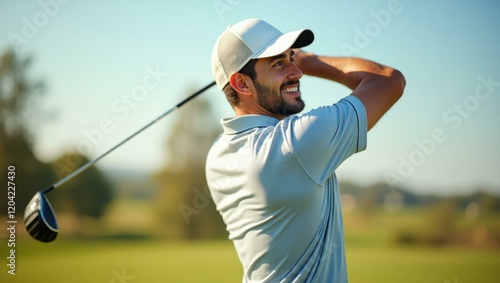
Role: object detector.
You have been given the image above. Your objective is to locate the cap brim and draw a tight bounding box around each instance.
[254,29,314,59]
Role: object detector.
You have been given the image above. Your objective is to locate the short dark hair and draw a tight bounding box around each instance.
[223,59,257,107]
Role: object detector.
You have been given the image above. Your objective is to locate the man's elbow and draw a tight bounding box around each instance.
[389,68,406,99]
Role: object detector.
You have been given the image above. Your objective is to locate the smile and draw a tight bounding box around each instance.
[283,86,299,93]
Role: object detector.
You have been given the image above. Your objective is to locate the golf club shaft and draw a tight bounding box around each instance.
[43,81,216,194]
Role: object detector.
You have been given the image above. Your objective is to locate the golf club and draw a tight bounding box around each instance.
[24,81,216,242]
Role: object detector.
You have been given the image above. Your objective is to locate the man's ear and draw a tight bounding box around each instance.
[229,73,253,96]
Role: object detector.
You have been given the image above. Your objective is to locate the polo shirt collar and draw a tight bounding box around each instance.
[221,115,280,135]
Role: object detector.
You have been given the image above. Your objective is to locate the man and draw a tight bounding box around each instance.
[206,18,405,282]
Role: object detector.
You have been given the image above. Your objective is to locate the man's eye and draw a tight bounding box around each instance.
[273,61,284,67]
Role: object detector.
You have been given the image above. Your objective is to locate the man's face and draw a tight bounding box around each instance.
[252,49,305,117]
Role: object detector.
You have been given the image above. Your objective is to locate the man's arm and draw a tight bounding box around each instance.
[293,50,406,130]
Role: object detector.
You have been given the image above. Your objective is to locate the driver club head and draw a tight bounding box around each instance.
[24,192,59,243]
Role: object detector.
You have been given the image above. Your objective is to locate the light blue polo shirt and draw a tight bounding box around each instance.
[206,96,367,283]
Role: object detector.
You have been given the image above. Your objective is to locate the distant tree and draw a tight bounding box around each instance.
[0,50,46,139]
[153,90,226,239]
[423,198,458,245]
[50,153,114,219]
[0,50,114,229]
[0,49,56,215]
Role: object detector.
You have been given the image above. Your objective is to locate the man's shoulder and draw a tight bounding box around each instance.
[219,115,280,135]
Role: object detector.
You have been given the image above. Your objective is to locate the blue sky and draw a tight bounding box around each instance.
[1,0,499,195]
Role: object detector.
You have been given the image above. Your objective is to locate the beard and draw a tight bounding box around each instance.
[254,80,305,117]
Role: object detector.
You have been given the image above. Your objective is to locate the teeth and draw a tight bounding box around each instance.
[283,86,298,93]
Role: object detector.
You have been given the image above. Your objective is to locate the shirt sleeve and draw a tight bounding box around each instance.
[285,96,368,185]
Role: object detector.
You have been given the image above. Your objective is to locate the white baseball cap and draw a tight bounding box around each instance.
[211,18,314,90]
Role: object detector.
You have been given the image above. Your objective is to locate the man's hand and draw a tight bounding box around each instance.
[292,49,406,130]
[292,49,322,76]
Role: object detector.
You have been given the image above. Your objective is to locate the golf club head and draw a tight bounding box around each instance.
[24,192,59,243]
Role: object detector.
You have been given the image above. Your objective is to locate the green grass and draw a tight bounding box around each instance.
[3,207,499,282]
[2,238,499,283]
[343,208,500,283]
[1,239,241,283]
[347,245,500,283]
